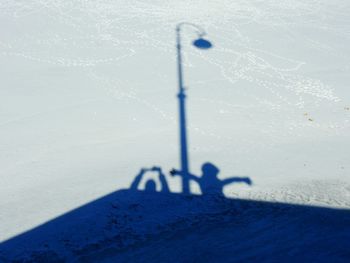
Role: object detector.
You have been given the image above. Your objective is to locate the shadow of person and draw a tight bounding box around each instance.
[130,166,170,193]
[171,162,252,196]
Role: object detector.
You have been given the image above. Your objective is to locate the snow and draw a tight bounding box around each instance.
[0,0,350,261]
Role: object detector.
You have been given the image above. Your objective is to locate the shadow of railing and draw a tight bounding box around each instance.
[1,187,349,262]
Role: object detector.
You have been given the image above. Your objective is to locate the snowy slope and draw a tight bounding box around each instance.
[0,0,350,255]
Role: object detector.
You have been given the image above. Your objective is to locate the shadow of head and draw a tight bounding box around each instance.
[201,162,220,178]
[144,179,157,192]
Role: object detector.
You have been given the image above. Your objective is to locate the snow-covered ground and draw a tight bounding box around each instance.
[1,0,350,259]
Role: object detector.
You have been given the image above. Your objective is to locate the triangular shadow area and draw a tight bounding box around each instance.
[1,190,350,262]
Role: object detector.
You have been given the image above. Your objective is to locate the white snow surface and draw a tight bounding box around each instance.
[1,0,350,243]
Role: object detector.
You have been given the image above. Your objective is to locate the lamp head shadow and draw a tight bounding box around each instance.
[193,38,213,49]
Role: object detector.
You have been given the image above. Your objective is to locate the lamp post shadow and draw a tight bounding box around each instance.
[175,22,213,194]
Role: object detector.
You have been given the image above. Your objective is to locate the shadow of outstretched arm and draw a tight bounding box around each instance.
[130,169,146,190]
[222,177,252,186]
[152,167,170,193]
[159,172,170,193]
[170,169,200,183]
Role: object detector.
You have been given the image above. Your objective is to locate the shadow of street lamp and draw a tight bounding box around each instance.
[175,22,213,194]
